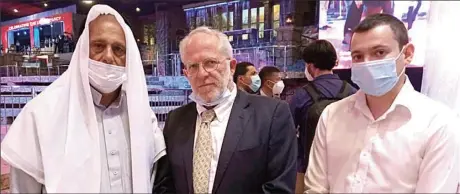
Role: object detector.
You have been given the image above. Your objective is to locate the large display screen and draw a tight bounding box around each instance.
[319,0,430,69]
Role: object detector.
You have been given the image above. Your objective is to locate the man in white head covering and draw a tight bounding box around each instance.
[1,5,165,193]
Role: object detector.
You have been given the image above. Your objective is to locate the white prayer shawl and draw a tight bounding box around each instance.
[0,5,166,193]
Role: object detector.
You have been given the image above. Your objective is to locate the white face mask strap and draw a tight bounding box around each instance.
[266,80,275,89]
[395,45,407,61]
[395,45,408,78]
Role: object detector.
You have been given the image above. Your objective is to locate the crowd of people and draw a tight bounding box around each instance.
[1,4,459,193]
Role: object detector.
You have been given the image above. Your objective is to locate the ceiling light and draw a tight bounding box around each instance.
[136,7,141,12]
[44,3,48,7]
[82,0,94,5]
[13,9,19,13]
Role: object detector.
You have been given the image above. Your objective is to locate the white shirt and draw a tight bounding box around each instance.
[305,77,460,193]
[91,87,132,193]
[194,84,237,193]
[260,90,269,97]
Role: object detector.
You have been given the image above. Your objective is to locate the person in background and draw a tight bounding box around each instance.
[233,62,261,94]
[259,66,285,98]
[154,26,297,194]
[1,5,165,193]
[305,14,460,193]
[289,39,357,194]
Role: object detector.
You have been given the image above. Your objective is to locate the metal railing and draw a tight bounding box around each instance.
[0,65,69,77]
[225,28,278,48]
[0,85,191,135]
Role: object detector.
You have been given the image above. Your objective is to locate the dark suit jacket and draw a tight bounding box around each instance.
[154,90,297,194]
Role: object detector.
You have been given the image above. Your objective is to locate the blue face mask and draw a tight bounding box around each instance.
[351,50,405,96]
[248,75,261,93]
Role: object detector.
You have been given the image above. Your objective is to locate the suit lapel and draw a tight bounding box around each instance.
[212,90,252,193]
[179,103,198,193]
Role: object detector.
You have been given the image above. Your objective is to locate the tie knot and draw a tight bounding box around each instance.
[201,109,216,123]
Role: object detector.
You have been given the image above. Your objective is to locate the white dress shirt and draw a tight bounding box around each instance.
[305,77,460,193]
[194,85,237,193]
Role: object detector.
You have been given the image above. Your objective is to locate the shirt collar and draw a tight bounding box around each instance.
[260,90,268,97]
[90,86,124,109]
[196,82,237,122]
[353,75,415,121]
[314,73,340,81]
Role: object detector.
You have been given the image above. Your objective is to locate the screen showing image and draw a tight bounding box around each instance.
[319,0,430,69]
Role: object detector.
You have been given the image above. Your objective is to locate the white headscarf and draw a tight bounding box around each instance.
[1,5,165,193]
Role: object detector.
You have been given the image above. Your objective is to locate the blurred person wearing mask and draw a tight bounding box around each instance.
[154,26,297,194]
[233,62,261,94]
[305,14,460,193]
[259,66,285,98]
[1,5,165,193]
[289,40,357,193]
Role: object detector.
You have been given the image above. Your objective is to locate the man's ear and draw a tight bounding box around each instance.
[230,59,237,75]
[183,68,189,77]
[403,43,415,65]
[237,75,243,84]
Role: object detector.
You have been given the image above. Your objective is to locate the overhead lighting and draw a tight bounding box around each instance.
[82,0,94,5]
[13,9,19,13]
[285,14,293,25]
[136,7,141,12]
[44,3,48,7]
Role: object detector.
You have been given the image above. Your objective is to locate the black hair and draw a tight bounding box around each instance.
[233,62,254,83]
[302,39,337,70]
[353,13,408,50]
[259,66,281,85]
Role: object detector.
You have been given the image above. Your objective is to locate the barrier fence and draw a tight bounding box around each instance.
[0,85,192,134]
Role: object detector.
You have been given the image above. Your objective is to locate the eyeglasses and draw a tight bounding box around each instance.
[185,58,230,75]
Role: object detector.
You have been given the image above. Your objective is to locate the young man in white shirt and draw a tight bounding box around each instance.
[304,13,460,193]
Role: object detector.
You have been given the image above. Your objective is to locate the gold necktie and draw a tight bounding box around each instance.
[193,109,216,193]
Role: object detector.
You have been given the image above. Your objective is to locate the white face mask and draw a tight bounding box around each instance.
[88,59,127,93]
[272,80,285,96]
[304,65,314,81]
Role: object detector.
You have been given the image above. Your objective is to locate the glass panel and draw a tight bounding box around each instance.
[229,11,234,29]
[243,9,249,25]
[251,24,257,29]
[222,12,228,31]
[259,23,264,38]
[273,4,280,21]
[259,7,265,23]
[243,24,249,29]
[274,21,280,37]
[251,8,257,24]
[274,21,280,29]
[229,35,233,42]
[242,34,248,40]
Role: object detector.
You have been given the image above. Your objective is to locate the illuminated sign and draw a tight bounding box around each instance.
[7,16,62,31]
